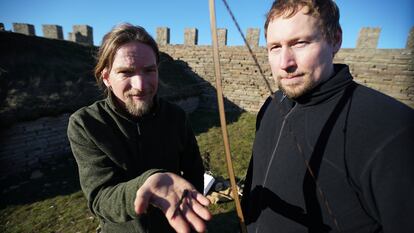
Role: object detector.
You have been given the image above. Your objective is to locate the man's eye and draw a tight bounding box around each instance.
[293,41,308,48]
[119,70,132,75]
[269,45,281,52]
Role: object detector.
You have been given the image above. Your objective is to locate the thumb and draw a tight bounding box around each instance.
[134,186,152,215]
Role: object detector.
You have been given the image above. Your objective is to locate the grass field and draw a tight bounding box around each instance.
[0,109,256,233]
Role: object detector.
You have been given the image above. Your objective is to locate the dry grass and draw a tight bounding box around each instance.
[0,110,256,233]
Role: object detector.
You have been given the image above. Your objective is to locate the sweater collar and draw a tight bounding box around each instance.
[291,64,353,106]
[106,91,160,122]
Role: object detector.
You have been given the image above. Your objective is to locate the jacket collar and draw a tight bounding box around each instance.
[106,91,160,122]
[292,64,353,107]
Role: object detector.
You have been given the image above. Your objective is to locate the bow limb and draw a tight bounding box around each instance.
[208,1,248,233]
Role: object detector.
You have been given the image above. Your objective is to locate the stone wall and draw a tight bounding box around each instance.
[158,26,414,111]
[157,28,414,112]
[0,99,199,178]
[160,45,273,112]
[0,24,413,178]
[0,114,71,178]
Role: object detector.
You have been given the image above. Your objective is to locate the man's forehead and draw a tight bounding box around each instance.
[267,10,319,36]
[113,43,156,64]
[116,42,154,55]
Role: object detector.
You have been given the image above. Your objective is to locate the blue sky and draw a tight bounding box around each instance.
[0,0,413,48]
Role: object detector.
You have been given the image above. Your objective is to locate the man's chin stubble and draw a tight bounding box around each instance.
[126,99,153,117]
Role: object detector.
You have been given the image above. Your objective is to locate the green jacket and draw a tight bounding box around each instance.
[67,93,204,232]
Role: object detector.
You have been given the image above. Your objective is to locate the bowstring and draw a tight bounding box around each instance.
[221,0,273,96]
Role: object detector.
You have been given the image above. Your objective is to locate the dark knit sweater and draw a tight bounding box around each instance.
[67,93,204,232]
[242,64,414,233]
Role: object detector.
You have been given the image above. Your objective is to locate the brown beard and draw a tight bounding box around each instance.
[124,88,155,117]
[277,74,315,99]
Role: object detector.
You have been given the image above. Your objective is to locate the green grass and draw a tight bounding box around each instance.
[1,192,98,233]
[0,109,256,233]
[191,110,256,180]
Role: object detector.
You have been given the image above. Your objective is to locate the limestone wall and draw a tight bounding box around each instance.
[0,114,71,178]
[0,99,199,178]
[0,24,412,178]
[157,26,414,111]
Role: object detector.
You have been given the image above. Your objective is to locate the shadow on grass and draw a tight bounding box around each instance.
[0,109,246,208]
[208,208,240,233]
[0,154,81,208]
[0,32,247,219]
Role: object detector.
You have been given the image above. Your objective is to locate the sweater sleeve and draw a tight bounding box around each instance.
[67,114,164,223]
[359,125,414,233]
[179,116,204,193]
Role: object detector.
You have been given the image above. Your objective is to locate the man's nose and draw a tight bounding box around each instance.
[279,47,296,71]
[130,75,145,90]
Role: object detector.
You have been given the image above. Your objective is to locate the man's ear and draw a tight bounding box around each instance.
[102,68,110,87]
[333,29,342,54]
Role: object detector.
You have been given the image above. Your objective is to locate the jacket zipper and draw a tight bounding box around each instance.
[256,103,296,233]
[136,123,141,136]
[262,104,296,187]
[136,122,143,168]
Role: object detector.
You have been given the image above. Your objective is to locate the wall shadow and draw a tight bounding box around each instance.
[158,51,245,136]
[0,35,246,208]
[0,31,101,128]
[0,154,81,208]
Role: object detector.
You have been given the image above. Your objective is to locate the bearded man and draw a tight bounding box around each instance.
[242,1,414,232]
[67,23,211,233]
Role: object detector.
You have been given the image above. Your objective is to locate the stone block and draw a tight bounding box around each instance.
[12,23,35,36]
[406,27,414,50]
[70,25,93,45]
[246,28,260,47]
[356,27,381,49]
[157,27,170,45]
[217,28,227,46]
[42,24,63,40]
[184,28,198,46]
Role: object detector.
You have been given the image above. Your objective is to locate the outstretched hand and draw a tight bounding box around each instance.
[134,172,212,233]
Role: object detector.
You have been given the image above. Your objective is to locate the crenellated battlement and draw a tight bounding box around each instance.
[1,23,94,46]
[2,22,414,49]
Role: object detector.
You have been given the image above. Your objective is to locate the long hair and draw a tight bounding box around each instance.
[94,23,159,93]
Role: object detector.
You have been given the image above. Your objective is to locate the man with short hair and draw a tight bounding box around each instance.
[242,0,414,232]
[67,23,211,233]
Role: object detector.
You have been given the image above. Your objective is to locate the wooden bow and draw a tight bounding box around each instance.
[208,0,248,232]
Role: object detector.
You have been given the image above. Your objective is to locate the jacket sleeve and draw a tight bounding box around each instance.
[359,125,414,233]
[179,116,204,193]
[67,114,164,223]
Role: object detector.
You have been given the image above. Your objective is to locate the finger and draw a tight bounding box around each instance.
[168,210,191,233]
[134,187,152,214]
[180,198,208,232]
[190,190,211,207]
[187,197,212,221]
[185,190,212,221]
